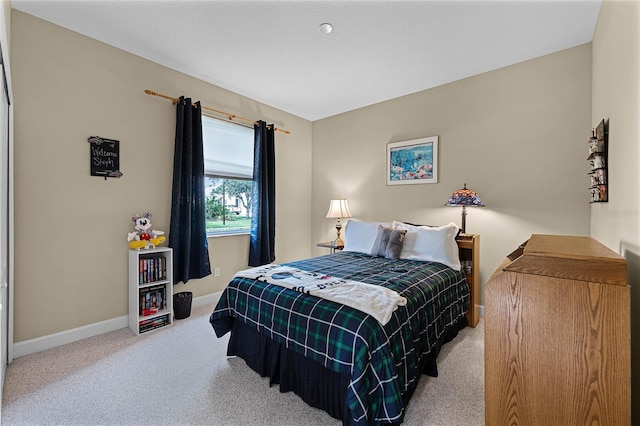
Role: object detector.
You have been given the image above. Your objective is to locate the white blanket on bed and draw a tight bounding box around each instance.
[234,264,407,325]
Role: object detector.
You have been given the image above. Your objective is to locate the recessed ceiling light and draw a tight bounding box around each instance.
[319,23,333,34]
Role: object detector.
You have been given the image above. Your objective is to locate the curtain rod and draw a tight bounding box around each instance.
[144,89,291,135]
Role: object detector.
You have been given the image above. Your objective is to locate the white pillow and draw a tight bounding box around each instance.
[343,220,392,254]
[392,221,461,270]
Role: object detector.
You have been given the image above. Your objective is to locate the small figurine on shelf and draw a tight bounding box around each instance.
[127,211,166,250]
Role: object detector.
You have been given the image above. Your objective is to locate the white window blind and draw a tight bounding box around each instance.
[202,115,254,179]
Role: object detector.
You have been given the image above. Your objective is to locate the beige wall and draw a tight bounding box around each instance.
[2,1,9,53]
[10,11,313,342]
[312,44,593,306]
[591,0,640,419]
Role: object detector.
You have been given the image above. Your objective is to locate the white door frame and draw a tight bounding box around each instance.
[0,4,15,372]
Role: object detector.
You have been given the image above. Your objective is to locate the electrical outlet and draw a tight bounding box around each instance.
[214,267,220,277]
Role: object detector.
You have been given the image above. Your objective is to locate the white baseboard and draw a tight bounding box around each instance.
[12,292,223,359]
[479,305,484,317]
[191,291,222,308]
[12,315,129,359]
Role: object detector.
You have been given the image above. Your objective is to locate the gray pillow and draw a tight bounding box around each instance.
[371,226,407,260]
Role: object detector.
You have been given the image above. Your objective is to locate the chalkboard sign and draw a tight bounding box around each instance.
[88,136,123,179]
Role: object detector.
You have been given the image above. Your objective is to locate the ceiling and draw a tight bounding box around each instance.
[11,0,602,121]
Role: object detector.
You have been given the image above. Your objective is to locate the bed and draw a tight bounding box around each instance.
[209,221,471,425]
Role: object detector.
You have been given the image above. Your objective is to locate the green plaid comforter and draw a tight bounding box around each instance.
[209,251,469,425]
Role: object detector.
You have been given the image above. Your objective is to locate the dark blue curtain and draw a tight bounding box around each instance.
[169,96,211,283]
[249,121,276,266]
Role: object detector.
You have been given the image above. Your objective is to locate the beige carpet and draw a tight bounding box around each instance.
[2,304,485,425]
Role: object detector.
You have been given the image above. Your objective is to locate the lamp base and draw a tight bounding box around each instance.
[334,220,344,247]
[461,205,467,234]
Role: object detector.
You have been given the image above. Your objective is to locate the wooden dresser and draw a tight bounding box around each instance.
[484,234,630,425]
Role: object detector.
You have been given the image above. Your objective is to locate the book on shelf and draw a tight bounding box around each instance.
[139,284,167,316]
[139,314,170,333]
[138,255,167,285]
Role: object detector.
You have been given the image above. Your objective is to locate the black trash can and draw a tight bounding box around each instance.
[174,291,193,320]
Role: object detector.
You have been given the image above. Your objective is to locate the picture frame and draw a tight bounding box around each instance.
[87,136,123,179]
[386,136,438,185]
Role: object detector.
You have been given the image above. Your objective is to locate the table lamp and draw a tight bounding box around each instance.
[445,183,485,234]
[326,198,352,246]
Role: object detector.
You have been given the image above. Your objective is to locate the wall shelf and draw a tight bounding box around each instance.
[588,119,608,203]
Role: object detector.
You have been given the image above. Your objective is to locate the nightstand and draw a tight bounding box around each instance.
[316,241,344,253]
[456,234,479,327]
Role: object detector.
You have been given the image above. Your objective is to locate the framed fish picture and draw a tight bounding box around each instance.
[386,136,438,185]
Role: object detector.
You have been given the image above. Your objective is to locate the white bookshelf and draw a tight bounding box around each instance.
[128,247,173,335]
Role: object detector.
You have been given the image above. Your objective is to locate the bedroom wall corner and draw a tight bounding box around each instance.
[590,0,640,420]
[311,44,592,308]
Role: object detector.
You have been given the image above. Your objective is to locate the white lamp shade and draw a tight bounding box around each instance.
[326,199,352,219]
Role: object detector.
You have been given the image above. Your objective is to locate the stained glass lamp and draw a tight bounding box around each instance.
[326,199,352,246]
[445,183,485,234]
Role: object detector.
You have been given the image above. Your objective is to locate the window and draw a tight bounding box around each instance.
[202,116,254,235]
